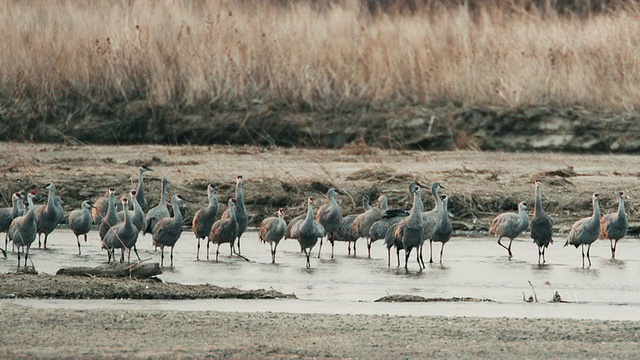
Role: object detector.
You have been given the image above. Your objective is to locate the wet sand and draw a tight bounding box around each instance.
[1,304,639,359]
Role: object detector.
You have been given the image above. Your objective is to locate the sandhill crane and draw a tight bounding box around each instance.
[565,193,601,268]
[258,208,287,263]
[530,180,553,265]
[291,197,325,268]
[330,214,360,257]
[419,181,445,267]
[119,190,145,233]
[9,192,38,266]
[430,194,452,264]
[98,188,118,241]
[68,201,93,255]
[1,192,24,255]
[209,198,238,262]
[371,208,410,266]
[35,183,64,249]
[489,201,529,258]
[221,175,248,254]
[393,182,425,270]
[92,188,111,224]
[153,194,189,267]
[144,177,169,235]
[315,188,343,259]
[103,197,138,264]
[135,166,153,211]
[352,195,389,258]
[600,191,628,259]
[193,184,219,260]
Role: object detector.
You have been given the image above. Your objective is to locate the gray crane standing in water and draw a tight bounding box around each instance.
[103,197,138,264]
[489,201,529,258]
[530,180,553,265]
[118,190,144,260]
[209,198,238,262]
[393,181,425,270]
[352,195,389,258]
[9,191,38,267]
[35,183,64,249]
[221,175,248,255]
[330,214,360,257]
[152,194,189,267]
[258,208,287,264]
[98,188,118,241]
[135,166,153,212]
[600,191,627,259]
[192,184,219,260]
[419,181,445,267]
[430,194,452,264]
[1,192,24,255]
[291,196,325,268]
[565,192,601,268]
[144,177,169,235]
[68,200,94,255]
[315,187,343,259]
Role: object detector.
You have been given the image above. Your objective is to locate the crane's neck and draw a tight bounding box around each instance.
[534,185,544,216]
[379,196,389,211]
[83,202,92,214]
[519,206,529,224]
[304,201,314,223]
[12,195,21,216]
[441,200,449,221]
[25,196,36,220]
[106,195,115,217]
[137,171,145,193]
[618,197,625,218]
[363,197,371,211]
[172,197,182,222]
[278,213,286,228]
[46,187,55,208]
[592,198,601,221]
[123,202,131,225]
[235,181,244,202]
[131,194,141,212]
[229,203,237,222]
[208,191,218,208]
[160,182,167,205]
[409,191,424,220]
[431,184,441,211]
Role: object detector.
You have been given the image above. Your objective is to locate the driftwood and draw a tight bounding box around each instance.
[56,262,162,279]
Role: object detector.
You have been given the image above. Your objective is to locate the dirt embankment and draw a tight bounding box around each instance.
[3,103,640,153]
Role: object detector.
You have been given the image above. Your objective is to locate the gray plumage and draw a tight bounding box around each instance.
[98,188,118,241]
[152,194,187,267]
[489,201,529,258]
[352,195,389,258]
[285,214,305,240]
[1,192,24,253]
[103,197,138,264]
[68,201,93,255]
[35,183,64,249]
[430,194,452,264]
[135,166,153,212]
[291,197,325,268]
[221,175,248,254]
[419,181,444,267]
[8,192,38,266]
[393,182,425,270]
[315,187,342,259]
[193,184,219,260]
[564,192,601,268]
[208,199,238,262]
[329,214,359,257]
[258,208,287,264]
[119,190,145,233]
[144,177,169,235]
[600,191,627,259]
[530,180,553,265]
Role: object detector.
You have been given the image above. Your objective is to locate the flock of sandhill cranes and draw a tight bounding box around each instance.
[0,166,629,270]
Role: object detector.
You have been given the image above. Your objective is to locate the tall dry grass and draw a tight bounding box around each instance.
[1,0,640,111]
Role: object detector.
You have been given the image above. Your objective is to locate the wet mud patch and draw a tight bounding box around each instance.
[375,294,495,302]
[0,273,297,300]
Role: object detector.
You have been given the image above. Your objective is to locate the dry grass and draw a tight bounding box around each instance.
[2,1,640,111]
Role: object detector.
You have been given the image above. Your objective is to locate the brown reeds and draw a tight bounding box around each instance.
[1,0,640,111]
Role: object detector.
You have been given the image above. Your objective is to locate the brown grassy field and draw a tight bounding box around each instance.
[2,0,640,111]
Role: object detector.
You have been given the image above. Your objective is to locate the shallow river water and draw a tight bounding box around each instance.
[2,229,639,320]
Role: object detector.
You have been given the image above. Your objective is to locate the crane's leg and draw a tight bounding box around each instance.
[120,249,125,263]
[353,240,357,257]
[16,245,21,267]
[581,245,585,268]
[170,246,174,267]
[537,246,542,265]
[586,243,592,267]
[542,246,546,264]
[440,243,445,264]
[271,243,277,264]
[418,244,425,269]
[429,240,434,264]
[43,233,48,250]
[230,242,234,255]
[0,246,6,259]
[38,233,42,248]
[416,247,422,270]
[609,239,615,259]
[404,247,412,271]
[331,240,335,259]
[76,235,82,255]
[317,238,323,259]
[24,246,29,267]
[387,247,391,267]
[206,241,210,261]
[236,236,242,255]
[133,245,141,261]
[160,247,165,267]
[127,248,132,264]
[396,248,401,267]
[304,248,311,268]
[196,238,201,261]
[507,238,514,258]
[367,239,372,259]
[347,241,351,255]
[84,234,87,242]
[612,239,619,259]
[497,236,510,255]
[216,244,221,262]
